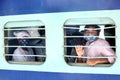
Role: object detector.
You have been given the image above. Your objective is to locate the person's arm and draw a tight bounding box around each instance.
[86,58,109,66]
[99,40,115,64]
[87,39,115,66]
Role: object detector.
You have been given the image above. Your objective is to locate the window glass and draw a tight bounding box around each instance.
[4,21,46,64]
[64,18,116,67]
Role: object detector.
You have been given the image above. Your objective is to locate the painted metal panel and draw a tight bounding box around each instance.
[0,0,120,15]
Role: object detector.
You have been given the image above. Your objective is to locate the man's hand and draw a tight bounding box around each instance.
[87,58,98,66]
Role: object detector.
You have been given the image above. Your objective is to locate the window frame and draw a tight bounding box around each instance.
[4,20,46,65]
[64,18,116,67]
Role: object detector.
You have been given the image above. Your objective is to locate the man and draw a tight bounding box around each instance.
[12,31,35,62]
[75,25,115,66]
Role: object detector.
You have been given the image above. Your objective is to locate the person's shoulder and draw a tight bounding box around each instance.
[97,38,106,42]
[13,47,22,54]
[96,38,109,45]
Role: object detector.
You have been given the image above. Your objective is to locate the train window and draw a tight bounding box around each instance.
[4,20,46,64]
[64,18,116,67]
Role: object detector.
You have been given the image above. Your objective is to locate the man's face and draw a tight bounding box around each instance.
[18,36,29,46]
[85,28,98,35]
[84,27,99,42]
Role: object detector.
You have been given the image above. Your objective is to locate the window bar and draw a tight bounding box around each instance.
[64,45,116,48]
[4,37,46,39]
[64,55,116,58]
[104,26,116,29]
[5,46,46,48]
[64,26,116,30]
[64,27,80,29]
[4,54,46,57]
[64,36,116,38]
[4,28,45,31]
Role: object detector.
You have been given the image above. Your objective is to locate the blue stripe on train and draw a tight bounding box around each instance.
[0,70,120,80]
[0,0,120,16]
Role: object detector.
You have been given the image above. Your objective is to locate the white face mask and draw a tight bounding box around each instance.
[84,34,98,43]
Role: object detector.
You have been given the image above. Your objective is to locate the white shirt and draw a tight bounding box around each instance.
[13,47,35,61]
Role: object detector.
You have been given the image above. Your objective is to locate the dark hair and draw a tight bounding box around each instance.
[84,25,101,35]
[70,32,86,45]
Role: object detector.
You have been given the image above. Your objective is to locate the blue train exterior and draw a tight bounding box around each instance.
[0,0,120,80]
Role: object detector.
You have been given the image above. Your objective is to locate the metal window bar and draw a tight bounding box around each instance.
[64,27,80,30]
[7,61,44,64]
[64,55,116,58]
[4,28,45,31]
[64,26,116,30]
[64,45,116,48]
[64,36,116,38]
[4,54,46,57]
[4,37,46,39]
[104,26,116,29]
[5,46,46,48]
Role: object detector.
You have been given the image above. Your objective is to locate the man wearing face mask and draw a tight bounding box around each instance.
[12,31,35,62]
[75,25,115,66]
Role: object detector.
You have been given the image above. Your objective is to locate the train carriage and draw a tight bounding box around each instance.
[0,0,120,80]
